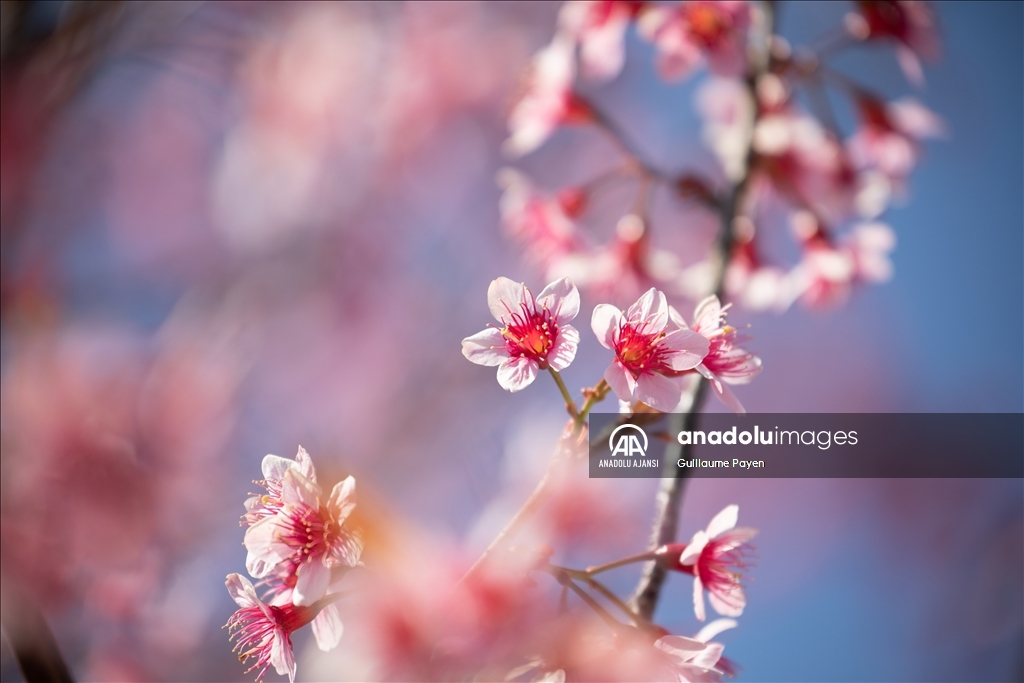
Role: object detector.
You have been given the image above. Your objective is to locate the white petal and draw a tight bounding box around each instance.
[461,328,509,367]
[311,603,344,651]
[328,476,357,522]
[635,373,683,412]
[496,357,539,392]
[548,326,579,371]
[536,277,580,324]
[654,635,707,664]
[708,584,746,617]
[244,517,288,577]
[663,329,710,371]
[689,641,725,670]
[225,573,259,609]
[706,505,739,539]
[270,629,297,682]
[294,446,317,483]
[692,295,722,333]
[282,468,321,508]
[679,530,709,565]
[603,362,636,404]
[694,618,738,644]
[293,560,331,606]
[693,574,707,622]
[487,277,527,323]
[262,454,296,485]
[329,530,364,568]
[591,304,623,349]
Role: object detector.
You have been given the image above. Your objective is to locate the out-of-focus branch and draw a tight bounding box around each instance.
[0,579,74,683]
[628,0,775,621]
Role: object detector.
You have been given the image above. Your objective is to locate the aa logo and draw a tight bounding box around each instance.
[608,424,648,458]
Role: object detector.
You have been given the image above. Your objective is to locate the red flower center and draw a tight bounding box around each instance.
[501,302,559,365]
[615,323,673,378]
[685,3,732,48]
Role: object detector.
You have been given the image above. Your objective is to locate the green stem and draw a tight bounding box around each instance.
[548,367,578,420]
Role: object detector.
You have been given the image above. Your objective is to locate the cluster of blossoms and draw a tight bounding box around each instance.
[463,277,760,413]
[226,447,362,682]
[499,0,941,312]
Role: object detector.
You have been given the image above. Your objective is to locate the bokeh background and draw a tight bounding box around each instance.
[0,2,1020,681]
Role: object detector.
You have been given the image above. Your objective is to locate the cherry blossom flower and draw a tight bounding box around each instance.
[244,469,363,606]
[225,573,343,683]
[505,34,593,157]
[497,169,589,274]
[693,619,740,679]
[673,295,761,414]
[592,288,709,411]
[847,1,940,86]
[559,1,642,81]
[639,1,750,82]
[783,216,896,310]
[848,95,945,185]
[462,277,581,392]
[656,505,757,621]
[753,107,890,224]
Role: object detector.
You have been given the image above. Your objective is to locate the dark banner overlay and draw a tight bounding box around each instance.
[587,413,1024,478]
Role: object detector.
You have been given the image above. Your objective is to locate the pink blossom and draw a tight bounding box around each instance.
[724,238,787,313]
[462,277,581,392]
[675,295,761,414]
[784,219,896,310]
[848,1,940,86]
[505,35,594,157]
[559,1,642,81]
[244,469,363,606]
[497,169,588,274]
[754,108,889,224]
[639,1,750,81]
[657,505,757,621]
[225,573,343,683]
[592,288,709,411]
[848,95,945,183]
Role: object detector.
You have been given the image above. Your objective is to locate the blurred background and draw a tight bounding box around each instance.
[0,1,1020,681]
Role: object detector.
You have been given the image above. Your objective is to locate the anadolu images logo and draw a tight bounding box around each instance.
[608,423,648,458]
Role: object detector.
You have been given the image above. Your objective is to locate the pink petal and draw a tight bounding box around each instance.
[706,505,739,539]
[896,45,925,88]
[603,362,636,404]
[536,277,580,324]
[311,603,344,651]
[591,304,623,349]
[487,277,527,323]
[578,10,629,81]
[328,476,357,523]
[547,325,579,371]
[282,468,321,508]
[293,560,331,607]
[635,372,684,412]
[695,618,738,644]
[462,328,509,367]
[628,288,668,330]
[706,370,747,414]
[496,357,539,392]
[668,305,690,330]
[663,329,710,371]
[270,629,297,682]
[715,526,759,551]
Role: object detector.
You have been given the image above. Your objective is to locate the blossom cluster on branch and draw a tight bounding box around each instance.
[222,2,941,681]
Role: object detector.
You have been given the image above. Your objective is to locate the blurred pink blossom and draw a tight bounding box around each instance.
[639,1,751,81]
